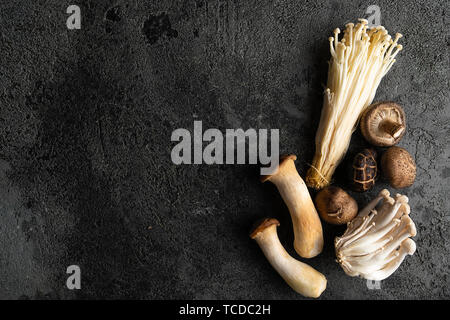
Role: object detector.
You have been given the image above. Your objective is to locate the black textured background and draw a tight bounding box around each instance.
[0,0,449,299]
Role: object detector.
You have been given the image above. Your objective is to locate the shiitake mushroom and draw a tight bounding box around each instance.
[351,148,378,192]
[315,186,358,225]
[360,102,406,147]
[381,146,416,189]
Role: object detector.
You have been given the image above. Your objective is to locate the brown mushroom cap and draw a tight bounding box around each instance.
[381,146,416,189]
[361,102,406,147]
[250,218,280,239]
[260,154,297,183]
[315,186,358,225]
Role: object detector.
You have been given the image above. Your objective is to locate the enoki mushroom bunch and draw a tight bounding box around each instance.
[335,189,416,281]
[306,19,403,189]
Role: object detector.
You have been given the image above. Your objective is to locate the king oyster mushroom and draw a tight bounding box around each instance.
[360,102,406,147]
[335,189,417,281]
[250,218,327,298]
[261,155,323,258]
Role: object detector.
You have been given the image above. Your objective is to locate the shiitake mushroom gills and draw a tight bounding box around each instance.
[315,186,358,225]
[360,102,406,147]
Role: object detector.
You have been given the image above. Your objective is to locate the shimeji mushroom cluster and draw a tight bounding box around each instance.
[335,189,416,281]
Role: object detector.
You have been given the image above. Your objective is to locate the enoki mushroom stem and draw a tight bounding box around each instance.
[306,19,403,189]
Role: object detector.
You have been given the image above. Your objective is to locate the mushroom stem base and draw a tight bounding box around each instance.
[380,120,405,139]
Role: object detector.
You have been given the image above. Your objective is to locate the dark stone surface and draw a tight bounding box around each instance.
[0,0,448,299]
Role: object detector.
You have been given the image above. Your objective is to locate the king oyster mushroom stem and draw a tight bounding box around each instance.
[262,155,324,258]
[250,218,327,298]
[335,189,417,281]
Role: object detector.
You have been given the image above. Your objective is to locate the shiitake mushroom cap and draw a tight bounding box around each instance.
[315,186,358,225]
[381,146,416,189]
[351,148,378,192]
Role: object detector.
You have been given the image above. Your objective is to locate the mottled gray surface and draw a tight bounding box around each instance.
[0,0,448,299]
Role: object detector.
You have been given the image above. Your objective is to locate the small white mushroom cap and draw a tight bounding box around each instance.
[335,189,417,281]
